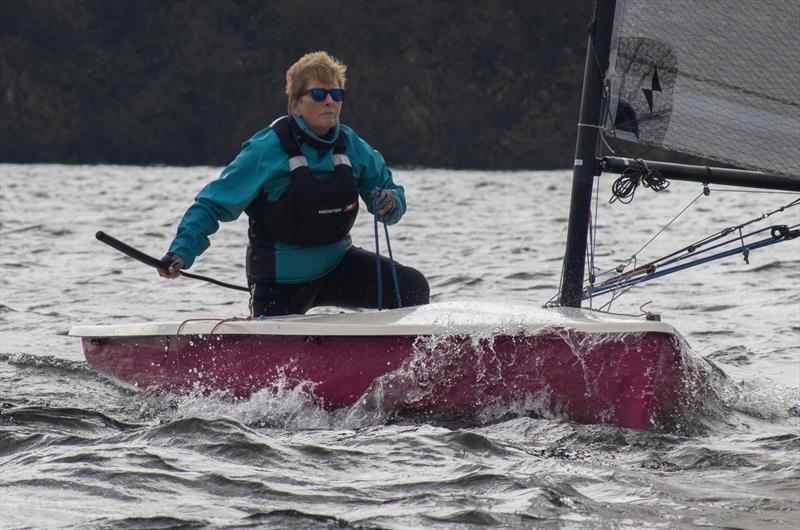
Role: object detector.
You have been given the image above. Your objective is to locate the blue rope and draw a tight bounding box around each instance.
[372,196,383,309]
[384,216,403,307]
[371,189,402,310]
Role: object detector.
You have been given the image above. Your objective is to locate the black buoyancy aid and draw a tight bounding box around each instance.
[245,116,359,246]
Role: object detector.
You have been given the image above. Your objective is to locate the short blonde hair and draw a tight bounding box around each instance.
[285,51,347,99]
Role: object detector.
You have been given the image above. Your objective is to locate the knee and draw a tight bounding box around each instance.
[400,267,430,306]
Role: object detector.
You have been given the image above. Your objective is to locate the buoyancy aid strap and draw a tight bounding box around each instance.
[333,127,347,153]
[288,156,308,171]
[332,126,351,167]
[332,154,351,167]
[271,116,304,159]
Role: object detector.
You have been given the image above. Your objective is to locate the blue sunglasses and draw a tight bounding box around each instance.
[301,88,346,102]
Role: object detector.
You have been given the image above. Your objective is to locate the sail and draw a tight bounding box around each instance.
[605,0,800,179]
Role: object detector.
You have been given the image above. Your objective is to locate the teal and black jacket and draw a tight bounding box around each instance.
[168,115,406,283]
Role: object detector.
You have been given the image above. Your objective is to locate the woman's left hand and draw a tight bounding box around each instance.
[376,189,397,216]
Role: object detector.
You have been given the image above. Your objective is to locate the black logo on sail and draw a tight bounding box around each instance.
[642,68,662,113]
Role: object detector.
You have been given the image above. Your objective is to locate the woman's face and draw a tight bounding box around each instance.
[290,78,343,136]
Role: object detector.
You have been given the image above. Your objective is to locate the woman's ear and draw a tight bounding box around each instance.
[288,96,299,116]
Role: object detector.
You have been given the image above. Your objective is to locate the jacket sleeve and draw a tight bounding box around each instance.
[168,141,267,269]
[346,130,406,225]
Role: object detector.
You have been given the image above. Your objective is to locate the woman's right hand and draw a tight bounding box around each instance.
[159,252,185,279]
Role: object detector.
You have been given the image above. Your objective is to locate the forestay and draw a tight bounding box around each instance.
[605,0,800,179]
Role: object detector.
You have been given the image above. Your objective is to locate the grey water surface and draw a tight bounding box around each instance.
[1,164,798,529]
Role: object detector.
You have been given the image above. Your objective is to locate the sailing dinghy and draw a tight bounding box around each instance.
[70,301,691,430]
[70,0,799,431]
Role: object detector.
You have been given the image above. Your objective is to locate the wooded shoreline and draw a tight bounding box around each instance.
[1,0,594,169]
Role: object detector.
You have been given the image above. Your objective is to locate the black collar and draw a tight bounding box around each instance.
[288,115,336,151]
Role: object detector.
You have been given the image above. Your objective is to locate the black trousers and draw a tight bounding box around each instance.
[250,246,430,316]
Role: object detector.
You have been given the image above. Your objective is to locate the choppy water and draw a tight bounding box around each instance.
[1,164,798,529]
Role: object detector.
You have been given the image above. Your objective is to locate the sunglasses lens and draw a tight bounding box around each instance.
[306,88,345,102]
[310,88,327,101]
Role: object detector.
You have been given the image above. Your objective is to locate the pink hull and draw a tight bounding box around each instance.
[81,330,690,430]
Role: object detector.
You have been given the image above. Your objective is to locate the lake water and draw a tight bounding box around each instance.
[1,164,798,528]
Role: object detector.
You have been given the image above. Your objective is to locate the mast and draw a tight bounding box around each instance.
[558,0,617,307]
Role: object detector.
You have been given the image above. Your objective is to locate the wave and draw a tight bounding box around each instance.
[639,445,758,471]
[503,271,553,280]
[242,510,361,529]
[433,275,485,288]
[422,508,545,527]
[728,260,797,274]
[0,406,138,435]
[72,516,209,530]
[730,378,800,422]
[0,352,93,375]
[707,345,753,366]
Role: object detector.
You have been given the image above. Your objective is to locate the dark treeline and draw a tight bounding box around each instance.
[1,0,594,169]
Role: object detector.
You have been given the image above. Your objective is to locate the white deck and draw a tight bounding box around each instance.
[68,301,677,338]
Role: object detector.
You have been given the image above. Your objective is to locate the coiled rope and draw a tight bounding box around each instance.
[609,160,670,204]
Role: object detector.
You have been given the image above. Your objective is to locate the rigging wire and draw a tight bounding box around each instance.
[585,174,602,309]
[601,256,637,311]
[630,189,706,259]
[624,194,800,280]
[598,281,636,312]
[587,222,799,300]
[586,195,800,301]
[589,187,798,287]
[649,223,796,272]
[588,188,707,287]
[706,188,799,195]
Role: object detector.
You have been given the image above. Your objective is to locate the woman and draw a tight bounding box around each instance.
[159,51,429,316]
